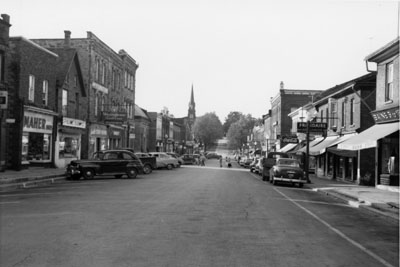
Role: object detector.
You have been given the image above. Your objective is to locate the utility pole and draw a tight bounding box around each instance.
[305,120,310,183]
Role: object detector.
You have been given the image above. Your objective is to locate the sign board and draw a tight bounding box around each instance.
[102,111,127,124]
[0,91,8,109]
[297,122,327,133]
[281,135,298,143]
[371,107,399,123]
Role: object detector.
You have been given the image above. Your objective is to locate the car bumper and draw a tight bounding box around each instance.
[273,177,307,183]
[66,166,81,177]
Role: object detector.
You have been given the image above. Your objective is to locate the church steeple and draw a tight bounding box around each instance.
[188,84,196,124]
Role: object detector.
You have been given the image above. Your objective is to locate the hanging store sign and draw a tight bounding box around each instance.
[23,111,53,133]
[103,111,127,124]
[281,135,298,143]
[297,122,327,133]
[62,117,86,129]
[371,107,399,123]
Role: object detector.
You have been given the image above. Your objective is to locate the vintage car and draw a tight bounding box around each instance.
[66,150,144,180]
[134,153,157,174]
[166,152,183,166]
[269,158,306,187]
[148,152,180,170]
[261,152,290,181]
[180,154,197,165]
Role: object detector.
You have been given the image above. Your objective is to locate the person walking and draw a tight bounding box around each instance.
[219,156,223,167]
[200,154,206,166]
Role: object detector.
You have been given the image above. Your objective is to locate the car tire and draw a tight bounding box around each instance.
[167,164,173,170]
[127,168,138,179]
[82,169,95,179]
[143,164,152,174]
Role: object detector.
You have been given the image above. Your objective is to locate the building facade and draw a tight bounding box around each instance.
[339,37,399,187]
[32,31,138,159]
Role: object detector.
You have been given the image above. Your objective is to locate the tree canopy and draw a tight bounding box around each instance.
[193,112,223,151]
[225,114,258,150]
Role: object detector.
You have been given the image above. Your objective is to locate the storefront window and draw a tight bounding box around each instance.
[25,133,51,161]
[59,136,79,158]
[381,136,399,175]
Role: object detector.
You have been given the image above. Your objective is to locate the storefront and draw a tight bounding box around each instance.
[55,117,86,168]
[22,107,57,167]
[89,124,108,156]
[108,124,124,149]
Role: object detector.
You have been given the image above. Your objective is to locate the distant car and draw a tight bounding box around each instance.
[243,158,253,168]
[255,158,263,175]
[166,152,183,166]
[206,152,221,159]
[270,158,306,187]
[66,150,144,180]
[148,152,180,170]
[180,154,197,165]
[249,158,258,172]
[134,153,157,174]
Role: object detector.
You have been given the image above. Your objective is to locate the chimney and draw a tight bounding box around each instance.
[280,81,284,89]
[64,30,71,47]
[1,14,10,24]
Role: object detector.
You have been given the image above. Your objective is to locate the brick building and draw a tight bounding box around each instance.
[0,14,11,171]
[6,36,58,169]
[270,81,323,150]
[32,31,138,158]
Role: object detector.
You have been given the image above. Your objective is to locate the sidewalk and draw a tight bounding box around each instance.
[306,174,399,222]
[0,165,399,222]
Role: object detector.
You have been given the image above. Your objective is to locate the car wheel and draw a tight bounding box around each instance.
[143,164,152,174]
[82,169,95,179]
[127,168,138,179]
[167,164,173,170]
[115,175,123,179]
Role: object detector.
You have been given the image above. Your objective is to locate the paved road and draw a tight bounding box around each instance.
[0,161,398,267]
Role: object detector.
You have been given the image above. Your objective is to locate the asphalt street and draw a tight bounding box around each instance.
[0,160,398,267]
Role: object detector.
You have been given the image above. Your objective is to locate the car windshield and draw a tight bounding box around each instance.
[278,159,299,167]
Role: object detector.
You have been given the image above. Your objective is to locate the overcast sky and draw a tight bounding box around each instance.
[3,0,399,122]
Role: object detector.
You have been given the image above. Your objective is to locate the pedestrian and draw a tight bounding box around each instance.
[200,154,206,166]
[219,156,223,167]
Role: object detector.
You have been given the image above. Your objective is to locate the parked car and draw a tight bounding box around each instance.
[243,157,253,168]
[269,158,306,187]
[261,152,289,181]
[166,152,183,166]
[249,158,259,172]
[148,152,180,170]
[134,153,157,174]
[255,158,264,175]
[206,152,221,159]
[66,150,144,180]
[180,154,197,165]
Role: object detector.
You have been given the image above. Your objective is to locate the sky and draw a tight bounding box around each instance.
[3,0,399,122]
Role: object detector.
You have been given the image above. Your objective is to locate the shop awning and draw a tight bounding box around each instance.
[291,137,324,154]
[309,136,340,156]
[277,143,298,153]
[327,146,358,157]
[338,122,399,150]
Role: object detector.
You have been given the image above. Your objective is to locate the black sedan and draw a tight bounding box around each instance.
[269,158,306,187]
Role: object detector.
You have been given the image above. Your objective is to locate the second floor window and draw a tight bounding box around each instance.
[62,89,68,116]
[29,75,35,102]
[42,80,48,106]
[385,62,394,102]
[350,99,354,125]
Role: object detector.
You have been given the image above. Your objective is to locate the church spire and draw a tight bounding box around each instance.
[188,84,196,124]
[190,84,195,107]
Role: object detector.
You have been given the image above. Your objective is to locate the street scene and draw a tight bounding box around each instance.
[0,1,399,267]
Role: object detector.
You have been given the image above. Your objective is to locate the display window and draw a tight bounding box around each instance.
[22,132,51,162]
[59,135,79,158]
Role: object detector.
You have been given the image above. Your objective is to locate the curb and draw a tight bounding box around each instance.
[313,188,399,223]
[0,175,67,192]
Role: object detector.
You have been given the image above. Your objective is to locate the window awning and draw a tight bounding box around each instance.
[309,136,340,156]
[338,122,399,150]
[277,143,298,153]
[293,137,324,154]
[327,146,358,157]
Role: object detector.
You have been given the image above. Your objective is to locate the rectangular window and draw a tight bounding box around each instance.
[350,99,354,125]
[62,89,68,116]
[385,62,394,101]
[29,75,35,101]
[330,102,337,128]
[0,52,4,82]
[42,80,48,106]
[341,101,345,127]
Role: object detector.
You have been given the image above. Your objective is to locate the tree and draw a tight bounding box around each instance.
[226,114,258,150]
[223,111,243,135]
[193,112,223,152]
